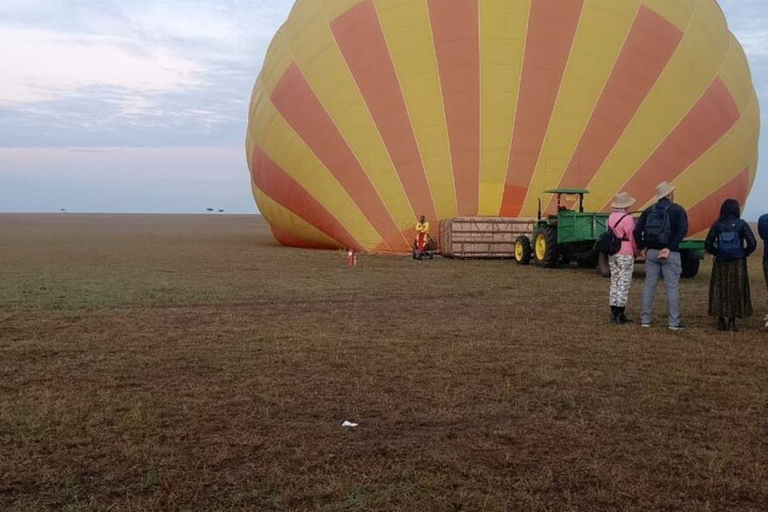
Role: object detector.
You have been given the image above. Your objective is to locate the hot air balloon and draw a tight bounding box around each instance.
[246,0,760,253]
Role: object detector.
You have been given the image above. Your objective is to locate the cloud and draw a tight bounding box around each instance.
[0,28,201,108]
[0,0,294,146]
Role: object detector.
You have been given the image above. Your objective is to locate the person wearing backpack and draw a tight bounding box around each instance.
[633,181,689,331]
[759,213,768,330]
[604,192,639,324]
[706,199,757,331]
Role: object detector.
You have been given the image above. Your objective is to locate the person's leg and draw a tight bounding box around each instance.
[661,252,683,328]
[609,255,621,322]
[615,255,634,323]
[616,255,634,307]
[642,250,661,326]
[764,260,768,329]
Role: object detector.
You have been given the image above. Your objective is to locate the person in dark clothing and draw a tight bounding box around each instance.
[705,199,757,331]
[759,213,768,330]
[633,181,689,330]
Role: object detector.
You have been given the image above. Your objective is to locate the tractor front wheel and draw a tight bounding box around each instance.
[515,236,532,265]
[534,227,558,268]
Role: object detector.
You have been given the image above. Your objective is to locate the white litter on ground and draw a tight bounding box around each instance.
[341,421,358,428]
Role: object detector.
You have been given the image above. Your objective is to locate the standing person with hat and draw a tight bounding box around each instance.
[704,199,756,331]
[607,192,639,324]
[633,181,689,331]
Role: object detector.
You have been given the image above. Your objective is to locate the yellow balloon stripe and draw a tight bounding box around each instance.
[284,0,415,235]
[252,182,341,248]
[642,0,698,31]
[322,0,364,21]
[249,97,383,250]
[522,0,642,217]
[588,0,729,210]
[719,36,756,114]
[656,92,759,212]
[478,0,530,217]
[375,0,457,220]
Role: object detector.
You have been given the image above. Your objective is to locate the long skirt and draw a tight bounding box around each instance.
[609,254,635,307]
[708,258,752,318]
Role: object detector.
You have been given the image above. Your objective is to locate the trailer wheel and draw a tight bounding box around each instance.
[681,254,700,279]
[578,253,599,269]
[514,236,532,265]
[598,253,611,277]
[534,226,558,268]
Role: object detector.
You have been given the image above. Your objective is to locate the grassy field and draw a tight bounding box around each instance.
[1,214,767,511]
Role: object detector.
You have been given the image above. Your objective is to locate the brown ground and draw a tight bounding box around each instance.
[1,214,767,511]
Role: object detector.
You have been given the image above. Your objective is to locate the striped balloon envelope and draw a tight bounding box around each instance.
[246,0,760,253]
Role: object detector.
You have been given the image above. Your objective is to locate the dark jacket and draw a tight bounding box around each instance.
[705,217,757,260]
[759,214,768,261]
[633,198,689,252]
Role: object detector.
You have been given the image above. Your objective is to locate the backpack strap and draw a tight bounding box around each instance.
[610,213,631,241]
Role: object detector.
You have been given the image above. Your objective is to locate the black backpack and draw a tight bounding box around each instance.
[717,221,744,260]
[595,214,630,256]
[644,203,673,248]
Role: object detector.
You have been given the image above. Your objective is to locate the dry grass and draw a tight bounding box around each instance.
[1,214,767,511]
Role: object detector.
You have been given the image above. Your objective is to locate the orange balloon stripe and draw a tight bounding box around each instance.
[251,146,362,251]
[614,78,740,210]
[271,63,405,251]
[686,167,750,236]
[428,0,480,216]
[271,226,340,250]
[500,0,586,217]
[551,6,682,213]
[331,0,438,224]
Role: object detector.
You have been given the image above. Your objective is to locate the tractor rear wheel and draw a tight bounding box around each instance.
[578,253,599,269]
[598,253,611,277]
[681,254,700,279]
[534,226,558,268]
[514,236,532,265]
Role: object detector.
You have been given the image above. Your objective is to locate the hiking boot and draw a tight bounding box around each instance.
[610,306,619,324]
[617,307,634,324]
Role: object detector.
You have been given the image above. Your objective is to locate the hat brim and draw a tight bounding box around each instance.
[611,199,636,209]
[654,186,677,201]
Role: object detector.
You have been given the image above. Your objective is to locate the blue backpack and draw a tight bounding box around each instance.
[717,221,744,260]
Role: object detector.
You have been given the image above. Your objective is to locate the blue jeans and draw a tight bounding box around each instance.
[641,250,683,327]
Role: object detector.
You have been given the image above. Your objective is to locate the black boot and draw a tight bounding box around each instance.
[617,307,634,324]
[728,318,738,332]
[717,316,727,331]
[610,306,619,324]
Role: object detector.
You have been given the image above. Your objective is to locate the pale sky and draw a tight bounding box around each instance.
[0,0,766,218]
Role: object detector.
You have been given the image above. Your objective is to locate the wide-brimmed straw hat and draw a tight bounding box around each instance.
[611,192,636,210]
[654,181,677,201]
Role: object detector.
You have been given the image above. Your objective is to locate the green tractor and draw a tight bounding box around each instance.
[513,188,704,278]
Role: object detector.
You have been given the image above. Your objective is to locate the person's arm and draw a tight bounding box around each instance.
[742,221,757,258]
[634,210,648,251]
[669,206,689,252]
[705,224,718,256]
